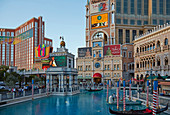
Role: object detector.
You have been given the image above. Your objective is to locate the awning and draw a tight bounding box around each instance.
[147,76,169,79]
[93,73,102,78]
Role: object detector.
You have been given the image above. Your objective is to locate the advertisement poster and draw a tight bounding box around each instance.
[104,45,121,56]
[91,13,108,29]
[78,47,92,57]
[0,28,33,44]
[35,44,52,59]
[90,0,109,14]
[49,56,67,67]
[93,42,102,47]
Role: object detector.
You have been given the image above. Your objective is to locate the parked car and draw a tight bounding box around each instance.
[0,86,5,89]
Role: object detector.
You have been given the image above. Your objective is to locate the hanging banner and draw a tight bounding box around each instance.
[90,0,109,14]
[91,13,108,29]
[104,45,121,56]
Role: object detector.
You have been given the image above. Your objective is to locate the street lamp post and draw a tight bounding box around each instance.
[150,69,153,94]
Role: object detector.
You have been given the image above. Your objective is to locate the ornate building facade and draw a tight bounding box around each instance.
[134,23,170,80]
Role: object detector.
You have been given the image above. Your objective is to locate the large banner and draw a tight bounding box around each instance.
[78,47,92,57]
[0,28,33,44]
[91,13,108,29]
[49,56,67,67]
[90,0,109,14]
[104,45,121,56]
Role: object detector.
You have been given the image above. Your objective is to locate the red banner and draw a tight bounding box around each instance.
[104,45,121,56]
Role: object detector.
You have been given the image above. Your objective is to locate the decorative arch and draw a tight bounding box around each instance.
[91,30,109,40]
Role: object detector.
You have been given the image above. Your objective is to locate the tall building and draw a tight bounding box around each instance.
[0,28,15,66]
[134,23,170,80]
[0,16,53,70]
[85,0,170,46]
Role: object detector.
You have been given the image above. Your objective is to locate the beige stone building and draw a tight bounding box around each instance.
[134,23,170,80]
[76,44,134,83]
[76,0,170,83]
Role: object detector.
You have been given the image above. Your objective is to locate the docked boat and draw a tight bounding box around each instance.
[109,104,168,115]
[85,88,103,92]
[107,100,142,105]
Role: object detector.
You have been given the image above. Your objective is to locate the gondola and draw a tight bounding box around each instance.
[85,88,103,92]
[107,100,142,105]
[156,104,168,114]
[109,104,168,115]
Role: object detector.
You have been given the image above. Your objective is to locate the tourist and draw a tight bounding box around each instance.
[112,93,116,101]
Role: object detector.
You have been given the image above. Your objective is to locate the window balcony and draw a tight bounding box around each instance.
[135,53,139,57]
[162,65,170,70]
[163,45,170,51]
[155,47,161,53]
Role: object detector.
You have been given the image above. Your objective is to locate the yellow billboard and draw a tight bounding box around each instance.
[91,13,108,29]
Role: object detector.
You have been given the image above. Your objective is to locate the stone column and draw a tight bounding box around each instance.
[50,75,53,92]
[0,94,2,102]
[59,75,61,90]
[64,75,67,92]
[69,75,72,92]
[61,74,64,89]
[46,74,49,93]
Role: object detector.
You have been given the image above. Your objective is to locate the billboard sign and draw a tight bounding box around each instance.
[35,44,52,59]
[91,13,108,29]
[49,56,67,67]
[90,0,109,14]
[78,47,92,57]
[104,45,121,56]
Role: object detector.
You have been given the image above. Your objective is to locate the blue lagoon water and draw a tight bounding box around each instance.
[0,89,168,115]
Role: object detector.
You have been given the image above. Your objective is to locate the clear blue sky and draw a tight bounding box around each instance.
[0,0,86,57]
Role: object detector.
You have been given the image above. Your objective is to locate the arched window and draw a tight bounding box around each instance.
[142,47,144,52]
[157,59,161,66]
[164,38,168,45]
[137,47,139,53]
[153,59,155,67]
[136,63,139,68]
[165,58,168,65]
[157,41,160,47]
[153,43,155,49]
[150,45,152,50]
[147,45,149,51]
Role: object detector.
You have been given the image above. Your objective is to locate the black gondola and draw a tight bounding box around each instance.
[85,88,103,92]
[156,104,168,114]
[109,104,168,115]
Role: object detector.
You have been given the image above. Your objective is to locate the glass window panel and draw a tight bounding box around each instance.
[152,0,157,14]
[153,19,157,25]
[160,20,164,25]
[119,29,123,44]
[130,0,134,14]
[159,0,163,14]
[144,0,148,15]
[166,0,170,15]
[132,30,136,41]
[116,0,121,13]
[124,0,128,14]
[116,19,121,24]
[130,20,135,25]
[123,19,128,24]
[137,20,142,25]
[137,0,142,15]
[126,30,130,43]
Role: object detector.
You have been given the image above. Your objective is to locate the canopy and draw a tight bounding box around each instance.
[93,73,102,78]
